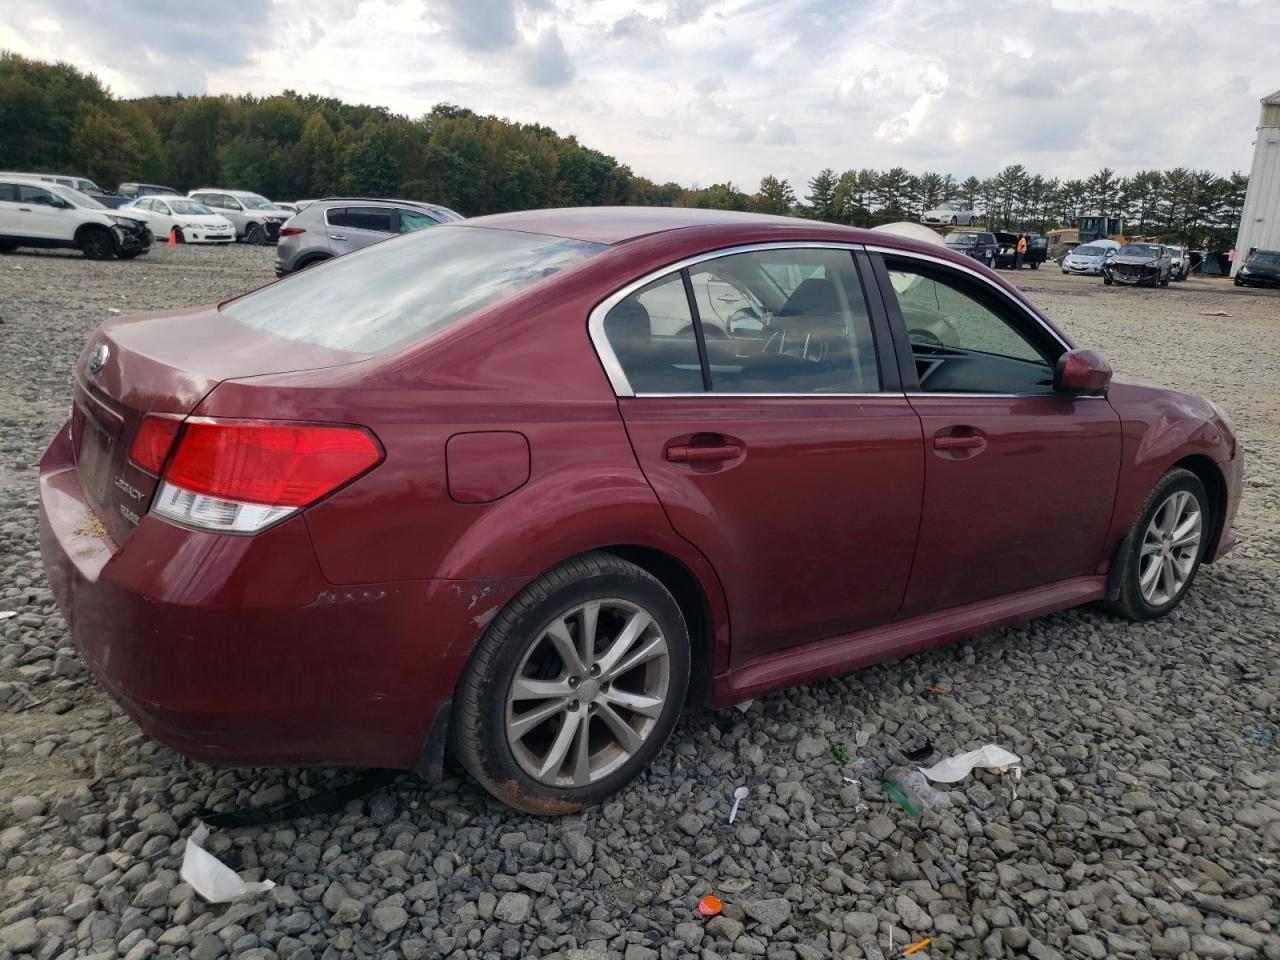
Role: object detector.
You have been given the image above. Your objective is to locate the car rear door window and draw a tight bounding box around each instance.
[602,273,706,393]
[0,183,19,202]
[689,249,880,393]
[327,207,395,232]
[883,259,1060,394]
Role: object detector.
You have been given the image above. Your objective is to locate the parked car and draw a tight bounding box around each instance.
[118,182,182,201]
[274,198,463,275]
[942,230,998,266]
[187,189,291,243]
[271,201,300,214]
[125,197,236,244]
[920,200,977,226]
[992,232,1045,269]
[0,176,151,259]
[1103,243,1172,287]
[38,208,1242,813]
[0,171,129,207]
[1234,249,1280,287]
[1166,245,1190,281]
[1061,240,1121,276]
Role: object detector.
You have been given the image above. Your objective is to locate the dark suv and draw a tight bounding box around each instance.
[275,198,463,276]
[942,230,998,267]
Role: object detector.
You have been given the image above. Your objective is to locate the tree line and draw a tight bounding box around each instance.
[0,53,1247,247]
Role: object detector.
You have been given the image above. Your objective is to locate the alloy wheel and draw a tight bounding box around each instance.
[505,599,670,788]
[1138,490,1202,606]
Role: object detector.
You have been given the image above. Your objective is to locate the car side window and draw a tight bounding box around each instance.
[328,207,395,232]
[884,259,1059,394]
[155,201,171,215]
[0,183,18,202]
[223,196,244,210]
[602,273,705,394]
[194,194,218,208]
[19,186,59,205]
[689,249,880,394]
[398,210,438,233]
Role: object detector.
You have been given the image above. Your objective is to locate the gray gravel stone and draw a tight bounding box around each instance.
[494,892,532,925]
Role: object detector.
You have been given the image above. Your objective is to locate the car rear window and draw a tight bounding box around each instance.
[221,225,606,353]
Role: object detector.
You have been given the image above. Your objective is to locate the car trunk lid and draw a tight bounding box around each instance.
[72,305,366,545]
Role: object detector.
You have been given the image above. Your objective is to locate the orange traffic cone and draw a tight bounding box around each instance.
[168,227,178,246]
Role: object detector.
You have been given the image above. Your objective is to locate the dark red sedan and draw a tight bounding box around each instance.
[39,208,1242,813]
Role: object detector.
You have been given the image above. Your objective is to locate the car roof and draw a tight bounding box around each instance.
[190,188,265,196]
[457,206,886,246]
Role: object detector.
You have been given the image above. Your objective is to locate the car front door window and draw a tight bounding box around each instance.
[885,262,1057,394]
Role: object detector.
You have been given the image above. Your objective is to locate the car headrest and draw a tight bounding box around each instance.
[778,277,840,318]
[605,298,651,341]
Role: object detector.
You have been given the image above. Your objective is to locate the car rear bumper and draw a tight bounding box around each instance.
[37,420,508,770]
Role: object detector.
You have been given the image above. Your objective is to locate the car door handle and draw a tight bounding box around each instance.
[933,435,985,450]
[329,234,348,241]
[18,207,31,212]
[666,444,741,463]
[716,294,739,302]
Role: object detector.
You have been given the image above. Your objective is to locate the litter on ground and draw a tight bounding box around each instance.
[181,822,276,903]
[917,744,1021,783]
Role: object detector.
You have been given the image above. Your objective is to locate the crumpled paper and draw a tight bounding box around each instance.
[181,822,275,903]
[917,744,1021,783]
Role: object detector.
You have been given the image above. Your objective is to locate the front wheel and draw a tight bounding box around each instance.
[1103,274,1113,286]
[451,552,690,814]
[79,228,116,260]
[244,222,265,245]
[1104,468,1209,621]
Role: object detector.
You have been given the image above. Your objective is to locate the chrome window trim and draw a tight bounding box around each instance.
[622,391,898,399]
[588,241,870,398]
[863,243,1071,352]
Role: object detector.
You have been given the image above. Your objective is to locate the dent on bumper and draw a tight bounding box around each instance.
[37,421,509,770]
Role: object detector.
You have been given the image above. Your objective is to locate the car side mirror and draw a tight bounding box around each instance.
[1055,348,1112,394]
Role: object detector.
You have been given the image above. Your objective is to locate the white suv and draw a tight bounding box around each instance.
[186,189,290,243]
[0,177,152,259]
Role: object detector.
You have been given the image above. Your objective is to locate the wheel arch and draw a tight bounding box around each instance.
[1172,453,1228,560]
[596,544,718,704]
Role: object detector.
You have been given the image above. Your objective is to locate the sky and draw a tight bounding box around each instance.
[2,0,1278,192]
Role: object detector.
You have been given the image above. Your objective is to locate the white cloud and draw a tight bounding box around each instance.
[1,0,1277,191]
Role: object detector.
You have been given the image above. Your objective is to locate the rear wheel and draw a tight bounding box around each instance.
[451,552,690,814]
[79,228,116,260]
[1104,468,1209,621]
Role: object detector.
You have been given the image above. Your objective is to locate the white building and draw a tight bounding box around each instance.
[1232,87,1280,275]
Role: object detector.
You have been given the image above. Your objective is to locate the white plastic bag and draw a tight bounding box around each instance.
[181,822,275,903]
[917,744,1021,783]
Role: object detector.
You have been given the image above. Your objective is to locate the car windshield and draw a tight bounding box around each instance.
[221,226,606,353]
[1249,251,1280,267]
[238,195,277,210]
[62,187,106,210]
[169,200,214,215]
[1119,244,1161,258]
[945,233,977,246]
[1073,245,1105,256]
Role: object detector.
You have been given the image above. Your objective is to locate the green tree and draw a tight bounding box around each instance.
[752,175,796,215]
[70,106,141,188]
[342,125,400,195]
[216,135,273,191]
[689,182,747,210]
[805,168,838,221]
[299,111,340,196]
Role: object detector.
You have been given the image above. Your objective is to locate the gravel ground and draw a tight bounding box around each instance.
[0,245,1277,960]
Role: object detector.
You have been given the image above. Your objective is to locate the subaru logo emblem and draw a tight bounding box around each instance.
[88,344,109,374]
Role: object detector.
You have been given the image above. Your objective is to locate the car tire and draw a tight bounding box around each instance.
[79,228,117,260]
[1103,275,1113,286]
[118,250,146,259]
[451,551,690,814]
[1160,273,1170,287]
[244,223,265,245]
[950,216,958,225]
[1104,468,1210,621]
[1234,277,1242,287]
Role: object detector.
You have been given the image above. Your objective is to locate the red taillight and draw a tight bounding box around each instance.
[163,420,382,507]
[130,416,182,473]
[278,226,305,236]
